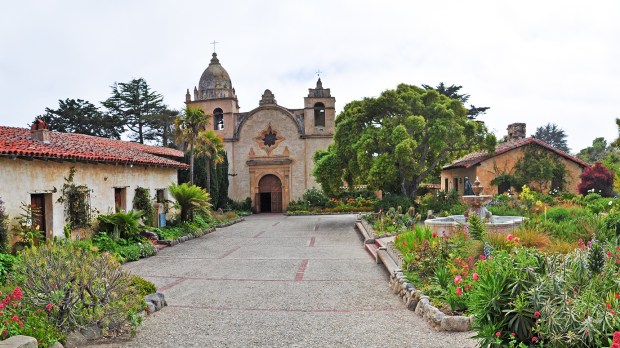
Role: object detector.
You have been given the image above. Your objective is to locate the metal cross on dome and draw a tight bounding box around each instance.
[210,40,219,53]
[316,69,322,77]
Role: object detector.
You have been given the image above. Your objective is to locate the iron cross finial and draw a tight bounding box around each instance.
[316,69,322,77]
[210,40,219,53]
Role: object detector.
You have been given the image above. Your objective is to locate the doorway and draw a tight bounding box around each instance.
[258,174,282,213]
[30,194,46,240]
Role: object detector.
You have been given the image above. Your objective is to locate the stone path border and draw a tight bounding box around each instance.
[355,220,474,332]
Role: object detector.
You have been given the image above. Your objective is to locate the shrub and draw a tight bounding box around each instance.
[10,243,143,333]
[418,190,464,217]
[230,197,252,211]
[579,162,615,197]
[0,286,64,347]
[467,213,485,240]
[97,210,143,240]
[375,194,412,213]
[0,196,8,254]
[115,242,156,262]
[169,183,211,221]
[302,188,329,208]
[132,187,155,226]
[0,253,17,285]
[130,275,157,297]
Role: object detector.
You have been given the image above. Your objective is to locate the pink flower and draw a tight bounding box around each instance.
[45,303,53,312]
[612,343,620,348]
[511,332,516,337]
[495,332,501,337]
[10,315,19,322]
[455,287,463,297]
[472,273,479,281]
[432,232,438,238]
[585,329,590,335]
[614,331,620,344]
[506,234,513,241]
[532,336,538,342]
[534,311,540,318]
[11,287,22,301]
[454,275,462,284]
[479,255,486,260]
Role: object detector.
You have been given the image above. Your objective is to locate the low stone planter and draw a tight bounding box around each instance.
[359,217,401,240]
[215,217,244,228]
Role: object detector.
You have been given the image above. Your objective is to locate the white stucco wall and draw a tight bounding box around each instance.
[0,157,179,238]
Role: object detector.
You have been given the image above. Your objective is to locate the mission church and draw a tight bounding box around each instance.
[185,52,335,213]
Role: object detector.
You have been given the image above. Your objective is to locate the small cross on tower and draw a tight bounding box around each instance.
[316,69,322,77]
[210,40,219,53]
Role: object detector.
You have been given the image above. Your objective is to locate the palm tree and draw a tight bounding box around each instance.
[195,130,225,193]
[168,183,211,221]
[174,107,209,185]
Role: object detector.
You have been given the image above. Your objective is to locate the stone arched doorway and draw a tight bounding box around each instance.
[258,174,282,213]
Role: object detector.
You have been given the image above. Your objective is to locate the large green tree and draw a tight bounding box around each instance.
[35,99,124,138]
[532,123,570,152]
[194,130,225,194]
[147,107,179,147]
[313,84,496,201]
[102,78,165,143]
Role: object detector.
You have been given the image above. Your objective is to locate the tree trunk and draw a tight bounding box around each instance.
[189,144,195,185]
[206,158,212,194]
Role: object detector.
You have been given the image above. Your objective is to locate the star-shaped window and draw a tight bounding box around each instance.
[263,131,277,147]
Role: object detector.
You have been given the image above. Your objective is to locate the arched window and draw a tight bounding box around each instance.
[214,108,224,130]
[314,103,325,127]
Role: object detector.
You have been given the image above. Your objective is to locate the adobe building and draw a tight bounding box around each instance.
[185,53,335,212]
[441,123,588,195]
[0,122,187,240]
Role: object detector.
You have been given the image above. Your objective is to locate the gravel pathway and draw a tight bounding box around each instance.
[91,214,477,347]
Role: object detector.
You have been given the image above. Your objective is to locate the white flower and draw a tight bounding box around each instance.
[609,201,613,206]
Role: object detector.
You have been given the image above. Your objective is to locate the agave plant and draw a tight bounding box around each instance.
[169,183,212,222]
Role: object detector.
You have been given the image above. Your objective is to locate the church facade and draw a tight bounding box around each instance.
[185,53,335,212]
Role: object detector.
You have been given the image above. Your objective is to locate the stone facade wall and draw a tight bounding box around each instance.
[441,145,585,195]
[227,106,330,206]
[0,158,178,239]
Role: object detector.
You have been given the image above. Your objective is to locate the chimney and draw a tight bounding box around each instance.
[507,123,526,141]
[31,119,51,144]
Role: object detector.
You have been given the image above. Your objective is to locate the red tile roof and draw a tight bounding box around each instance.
[443,137,589,170]
[0,126,188,168]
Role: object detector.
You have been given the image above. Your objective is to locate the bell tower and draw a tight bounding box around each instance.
[185,52,239,140]
[303,78,335,136]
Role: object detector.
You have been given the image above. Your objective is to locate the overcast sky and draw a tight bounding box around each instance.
[1,0,618,153]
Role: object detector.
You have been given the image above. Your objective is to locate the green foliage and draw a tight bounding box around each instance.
[467,213,485,240]
[97,210,143,241]
[533,122,570,153]
[587,239,606,275]
[312,83,496,200]
[229,197,252,212]
[57,167,93,229]
[35,98,124,139]
[526,205,600,242]
[302,188,329,208]
[132,187,154,226]
[10,202,45,248]
[0,286,64,347]
[174,107,209,185]
[0,253,17,285]
[10,242,143,333]
[90,232,155,263]
[513,145,567,192]
[209,151,229,209]
[168,183,212,221]
[419,189,465,217]
[0,196,9,254]
[374,194,412,213]
[102,77,165,144]
[130,275,156,297]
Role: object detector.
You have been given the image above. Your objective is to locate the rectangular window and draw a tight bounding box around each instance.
[454,178,459,193]
[444,178,449,192]
[156,189,166,203]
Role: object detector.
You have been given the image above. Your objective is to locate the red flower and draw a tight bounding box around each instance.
[432,232,438,238]
[614,331,620,344]
[455,287,463,297]
[10,315,19,322]
[507,234,513,241]
[612,343,620,348]
[611,310,616,315]
[615,293,619,299]
[511,332,516,337]
[534,311,540,318]
[479,255,486,260]
[608,303,612,310]
[585,329,590,335]
[10,287,22,301]
[472,273,479,281]
[532,336,538,342]
[495,332,501,337]
[402,241,408,247]
[454,275,462,284]
[45,303,53,312]
[1,330,7,338]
